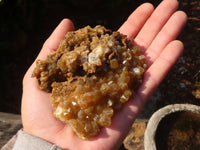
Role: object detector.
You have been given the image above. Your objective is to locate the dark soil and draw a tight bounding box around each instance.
[155,111,200,150]
[157,0,200,109]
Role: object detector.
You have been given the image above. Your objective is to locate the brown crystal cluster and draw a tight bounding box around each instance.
[32,25,146,139]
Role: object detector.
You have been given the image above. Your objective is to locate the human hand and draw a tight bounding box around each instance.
[22,0,187,149]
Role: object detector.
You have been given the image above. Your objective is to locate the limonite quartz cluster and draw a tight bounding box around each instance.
[32,25,147,139]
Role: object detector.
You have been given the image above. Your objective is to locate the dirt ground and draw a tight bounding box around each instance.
[0,0,199,114]
[157,0,200,109]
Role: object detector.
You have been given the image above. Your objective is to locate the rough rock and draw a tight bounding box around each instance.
[123,119,148,150]
[0,112,22,149]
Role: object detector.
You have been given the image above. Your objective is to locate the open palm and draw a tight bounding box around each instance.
[22,0,187,149]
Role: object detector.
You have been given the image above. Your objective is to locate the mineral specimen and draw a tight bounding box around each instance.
[32,25,147,139]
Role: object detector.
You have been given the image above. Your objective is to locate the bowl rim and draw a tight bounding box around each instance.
[144,104,200,150]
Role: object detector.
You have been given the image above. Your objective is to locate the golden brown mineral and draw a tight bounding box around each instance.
[32,25,147,139]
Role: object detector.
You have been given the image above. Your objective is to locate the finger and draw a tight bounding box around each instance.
[132,40,184,111]
[38,19,74,60]
[135,0,179,51]
[146,11,187,66]
[118,3,154,39]
[100,40,184,148]
[108,41,184,144]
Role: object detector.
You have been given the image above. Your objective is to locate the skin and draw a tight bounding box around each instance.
[22,0,187,149]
